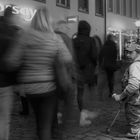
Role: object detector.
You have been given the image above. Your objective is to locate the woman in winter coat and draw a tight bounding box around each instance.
[6,6,73,140]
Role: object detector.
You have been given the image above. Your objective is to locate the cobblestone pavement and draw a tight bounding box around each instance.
[9,67,133,140]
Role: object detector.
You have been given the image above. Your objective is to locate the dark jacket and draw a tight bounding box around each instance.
[99,39,117,71]
[73,20,97,83]
[0,17,19,87]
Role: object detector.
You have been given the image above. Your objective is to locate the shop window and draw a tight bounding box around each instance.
[122,0,126,16]
[33,0,46,3]
[134,0,138,18]
[56,0,70,9]
[129,0,132,17]
[78,0,89,13]
[116,0,120,14]
[95,0,104,17]
[108,0,113,12]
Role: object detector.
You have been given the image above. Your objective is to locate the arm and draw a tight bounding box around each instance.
[120,62,140,100]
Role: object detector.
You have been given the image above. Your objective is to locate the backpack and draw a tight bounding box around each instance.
[73,36,97,69]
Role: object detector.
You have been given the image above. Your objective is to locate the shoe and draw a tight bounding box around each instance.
[79,110,92,126]
[57,112,63,124]
[85,110,98,119]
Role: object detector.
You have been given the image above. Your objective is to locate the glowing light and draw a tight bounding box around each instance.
[0,3,37,21]
[135,20,140,27]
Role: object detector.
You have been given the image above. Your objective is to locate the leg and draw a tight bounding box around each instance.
[77,82,84,111]
[125,103,140,137]
[28,91,57,140]
[0,86,13,140]
[105,69,114,97]
[20,96,29,115]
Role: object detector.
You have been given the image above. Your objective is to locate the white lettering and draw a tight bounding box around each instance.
[24,9,37,21]
[12,6,20,14]
[0,3,37,21]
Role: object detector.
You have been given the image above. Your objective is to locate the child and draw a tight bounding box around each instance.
[113,43,140,139]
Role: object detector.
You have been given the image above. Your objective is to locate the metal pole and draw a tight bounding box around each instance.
[104,0,107,43]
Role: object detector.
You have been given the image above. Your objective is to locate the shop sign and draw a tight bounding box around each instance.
[0,3,37,21]
[67,16,79,23]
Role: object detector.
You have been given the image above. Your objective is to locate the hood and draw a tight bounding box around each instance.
[77,20,91,36]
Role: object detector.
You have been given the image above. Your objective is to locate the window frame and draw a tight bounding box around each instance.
[116,0,120,14]
[95,0,104,17]
[129,0,132,17]
[56,0,70,9]
[108,0,113,12]
[78,0,89,14]
[33,0,46,3]
[122,0,126,16]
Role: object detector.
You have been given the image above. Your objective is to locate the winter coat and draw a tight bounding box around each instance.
[6,28,73,95]
[99,40,117,71]
[73,20,97,83]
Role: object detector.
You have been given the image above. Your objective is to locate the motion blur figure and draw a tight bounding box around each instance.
[6,6,73,140]
[73,20,98,126]
[0,7,20,140]
[54,20,75,126]
[99,34,118,97]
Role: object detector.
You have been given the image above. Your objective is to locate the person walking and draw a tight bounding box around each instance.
[113,43,140,139]
[99,34,118,98]
[73,20,98,126]
[6,6,73,140]
[54,20,75,124]
[0,7,20,140]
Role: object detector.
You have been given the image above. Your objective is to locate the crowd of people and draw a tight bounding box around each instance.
[1,5,140,140]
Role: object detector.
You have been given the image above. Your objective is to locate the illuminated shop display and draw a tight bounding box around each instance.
[107,27,137,60]
[0,3,37,21]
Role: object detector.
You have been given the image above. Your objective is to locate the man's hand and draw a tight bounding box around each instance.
[112,93,121,101]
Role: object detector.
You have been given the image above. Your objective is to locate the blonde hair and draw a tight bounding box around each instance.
[31,6,53,33]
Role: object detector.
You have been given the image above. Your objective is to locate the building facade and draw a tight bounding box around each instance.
[0,0,140,48]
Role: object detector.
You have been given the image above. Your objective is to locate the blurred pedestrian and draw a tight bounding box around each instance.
[73,20,98,126]
[99,34,118,97]
[5,6,73,140]
[54,20,75,125]
[0,6,20,140]
[113,43,140,139]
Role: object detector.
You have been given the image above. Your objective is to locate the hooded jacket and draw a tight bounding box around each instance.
[73,20,97,82]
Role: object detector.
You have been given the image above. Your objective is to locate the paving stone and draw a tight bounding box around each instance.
[95,136,112,140]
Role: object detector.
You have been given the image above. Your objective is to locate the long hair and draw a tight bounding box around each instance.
[31,6,53,33]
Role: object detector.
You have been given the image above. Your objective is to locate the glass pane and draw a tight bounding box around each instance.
[108,0,113,12]
[123,0,126,16]
[78,0,89,13]
[95,0,103,16]
[116,0,120,14]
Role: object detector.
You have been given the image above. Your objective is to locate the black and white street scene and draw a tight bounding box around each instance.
[0,0,140,140]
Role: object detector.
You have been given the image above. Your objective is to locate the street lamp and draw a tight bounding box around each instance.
[135,20,140,44]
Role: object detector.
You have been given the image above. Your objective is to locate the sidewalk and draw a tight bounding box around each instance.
[9,68,132,140]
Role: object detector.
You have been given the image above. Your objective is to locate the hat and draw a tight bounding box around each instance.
[126,43,140,52]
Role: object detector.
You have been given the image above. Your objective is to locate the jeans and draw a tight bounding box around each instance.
[0,86,13,140]
[27,91,57,140]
